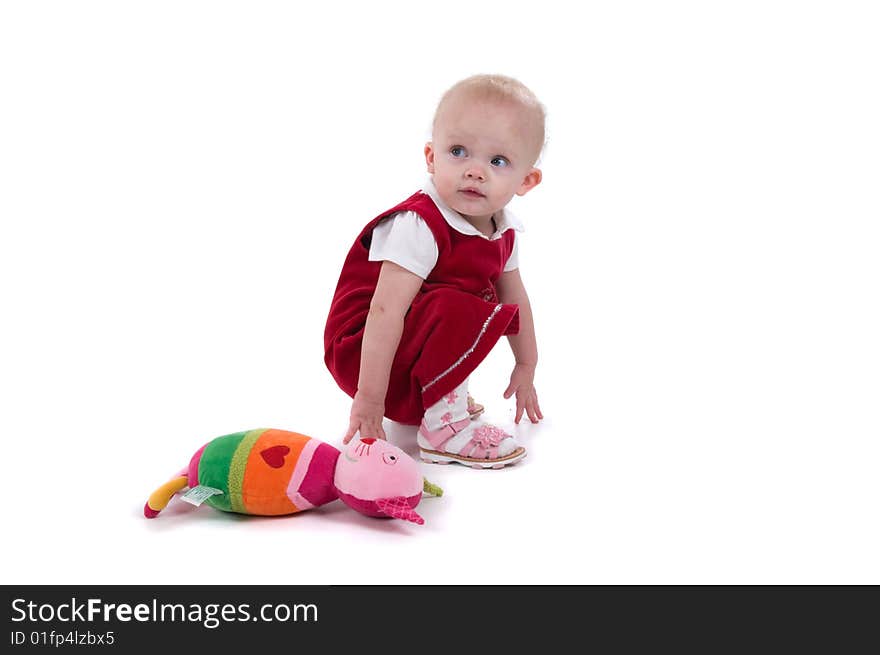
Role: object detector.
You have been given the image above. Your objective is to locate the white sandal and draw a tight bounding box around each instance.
[417,418,525,469]
[466,394,485,419]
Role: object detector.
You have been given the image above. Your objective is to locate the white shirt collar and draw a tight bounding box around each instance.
[421,177,524,241]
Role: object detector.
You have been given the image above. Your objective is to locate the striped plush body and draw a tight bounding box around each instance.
[191,428,340,515]
[144,429,437,525]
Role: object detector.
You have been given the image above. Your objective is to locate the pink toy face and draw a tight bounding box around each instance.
[334,438,425,524]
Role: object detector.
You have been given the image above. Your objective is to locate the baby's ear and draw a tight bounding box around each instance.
[516,167,542,196]
[424,142,435,173]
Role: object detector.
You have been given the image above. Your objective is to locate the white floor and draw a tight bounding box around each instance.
[2,3,878,585]
[4,288,878,585]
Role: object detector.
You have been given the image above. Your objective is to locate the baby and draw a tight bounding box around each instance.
[324,74,545,469]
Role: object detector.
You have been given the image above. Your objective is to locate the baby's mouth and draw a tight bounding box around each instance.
[459,188,486,199]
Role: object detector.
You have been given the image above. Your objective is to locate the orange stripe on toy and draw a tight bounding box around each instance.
[240,429,311,515]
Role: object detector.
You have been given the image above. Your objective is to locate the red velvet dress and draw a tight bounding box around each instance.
[324,191,520,425]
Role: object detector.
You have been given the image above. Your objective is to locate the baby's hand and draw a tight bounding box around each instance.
[344,391,387,443]
[503,363,544,424]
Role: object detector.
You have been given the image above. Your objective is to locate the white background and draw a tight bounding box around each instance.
[1,1,877,585]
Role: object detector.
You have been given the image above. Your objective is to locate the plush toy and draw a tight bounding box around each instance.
[144,429,442,525]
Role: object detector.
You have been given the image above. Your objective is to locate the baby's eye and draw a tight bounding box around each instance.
[491,156,510,168]
[382,452,399,466]
[450,146,467,158]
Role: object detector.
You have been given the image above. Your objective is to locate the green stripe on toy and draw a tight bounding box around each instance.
[228,428,266,513]
[198,430,248,511]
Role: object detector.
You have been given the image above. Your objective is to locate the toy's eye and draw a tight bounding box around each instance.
[382,452,398,465]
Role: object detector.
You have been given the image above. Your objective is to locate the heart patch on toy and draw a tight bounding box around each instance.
[260,445,290,469]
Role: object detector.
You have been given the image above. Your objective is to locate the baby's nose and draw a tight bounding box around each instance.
[465,167,486,181]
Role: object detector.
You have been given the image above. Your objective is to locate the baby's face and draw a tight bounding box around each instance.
[426,96,541,223]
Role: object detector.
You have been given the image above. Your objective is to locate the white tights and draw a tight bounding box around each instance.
[422,379,470,431]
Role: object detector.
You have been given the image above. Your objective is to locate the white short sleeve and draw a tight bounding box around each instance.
[503,233,519,271]
[368,211,439,279]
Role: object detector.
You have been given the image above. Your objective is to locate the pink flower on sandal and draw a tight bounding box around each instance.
[471,425,509,449]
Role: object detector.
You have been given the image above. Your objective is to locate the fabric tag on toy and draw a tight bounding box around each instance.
[180,485,224,506]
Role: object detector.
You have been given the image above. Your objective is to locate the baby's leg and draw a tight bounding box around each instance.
[422,378,470,427]
[418,378,525,469]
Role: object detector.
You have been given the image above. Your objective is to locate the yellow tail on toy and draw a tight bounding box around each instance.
[144,476,187,518]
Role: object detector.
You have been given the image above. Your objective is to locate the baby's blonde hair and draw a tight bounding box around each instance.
[432,74,546,162]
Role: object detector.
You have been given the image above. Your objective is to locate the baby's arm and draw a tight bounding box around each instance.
[496,269,544,423]
[344,261,423,443]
